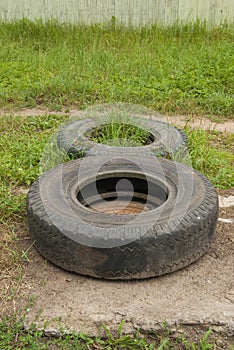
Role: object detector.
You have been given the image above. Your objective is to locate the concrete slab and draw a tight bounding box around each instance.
[219,196,234,208]
[21,210,234,336]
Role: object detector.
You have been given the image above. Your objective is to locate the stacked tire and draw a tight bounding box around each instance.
[27,108,218,280]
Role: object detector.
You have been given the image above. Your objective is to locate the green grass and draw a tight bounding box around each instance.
[87,122,151,146]
[0,20,233,349]
[1,316,226,350]
[0,114,233,221]
[184,128,234,189]
[0,20,233,117]
[0,114,67,221]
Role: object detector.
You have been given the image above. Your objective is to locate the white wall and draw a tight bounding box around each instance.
[0,0,233,26]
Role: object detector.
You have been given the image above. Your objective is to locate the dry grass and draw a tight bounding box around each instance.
[0,217,30,315]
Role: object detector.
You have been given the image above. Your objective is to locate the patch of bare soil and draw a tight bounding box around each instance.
[1,199,233,348]
[218,188,234,197]
[165,115,234,133]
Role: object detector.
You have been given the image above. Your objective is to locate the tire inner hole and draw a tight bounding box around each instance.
[77,176,168,215]
[85,123,155,146]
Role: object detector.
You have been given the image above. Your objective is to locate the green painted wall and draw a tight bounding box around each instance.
[0,0,233,25]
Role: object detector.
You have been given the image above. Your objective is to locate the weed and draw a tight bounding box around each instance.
[99,320,152,349]
[179,329,213,350]
[1,316,229,349]
[21,240,35,263]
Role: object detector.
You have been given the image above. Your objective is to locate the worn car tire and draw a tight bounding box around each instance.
[57,117,188,158]
[27,156,218,279]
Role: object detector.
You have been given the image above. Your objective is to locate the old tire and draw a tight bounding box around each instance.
[57,117,188,158]
[27,156,218,279]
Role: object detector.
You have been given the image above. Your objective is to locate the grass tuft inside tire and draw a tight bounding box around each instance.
[57,117,188,159]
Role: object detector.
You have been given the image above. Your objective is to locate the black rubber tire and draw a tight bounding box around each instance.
[57,117,188,158]
[27,156,218,280]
